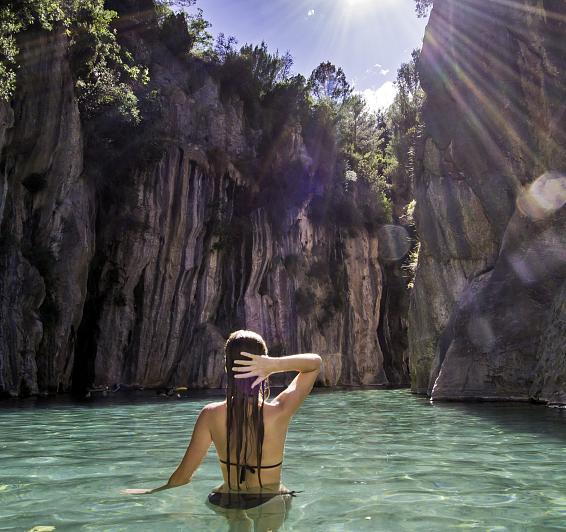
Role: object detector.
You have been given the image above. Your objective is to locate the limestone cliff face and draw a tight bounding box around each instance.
[0,17,389,397]
[409,0,566,402]
[0,29,95,396]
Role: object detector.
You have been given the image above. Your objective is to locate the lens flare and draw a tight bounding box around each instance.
[516,172,566,220]
[377,224,411,261]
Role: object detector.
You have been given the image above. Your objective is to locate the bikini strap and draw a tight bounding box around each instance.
[258,461,283,469]
[219,459,283,469]
[219,459,283,483]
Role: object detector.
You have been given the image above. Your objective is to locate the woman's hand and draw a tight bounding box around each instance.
[121,483,177,495]
[232,352,275,388]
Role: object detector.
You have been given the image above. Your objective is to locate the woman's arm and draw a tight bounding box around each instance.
[268,353,322,375]
[233,352,321,388]
[234,352,321,417]
[122,405,213,495]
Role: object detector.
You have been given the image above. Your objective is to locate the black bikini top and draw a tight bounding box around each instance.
[219,458,283,484]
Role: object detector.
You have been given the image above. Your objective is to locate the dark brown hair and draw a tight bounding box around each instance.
[224,330,270,489]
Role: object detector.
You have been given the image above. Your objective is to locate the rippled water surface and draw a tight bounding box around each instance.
[2,389,566,531]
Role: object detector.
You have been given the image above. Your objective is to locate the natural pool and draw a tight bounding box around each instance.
[1,389,566,531]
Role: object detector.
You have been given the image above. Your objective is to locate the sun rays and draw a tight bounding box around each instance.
[420,0,563,180]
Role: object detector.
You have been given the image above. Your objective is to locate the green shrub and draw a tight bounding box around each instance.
[159,12,194,57]
[1,0,148,123]
[404,242,420,289]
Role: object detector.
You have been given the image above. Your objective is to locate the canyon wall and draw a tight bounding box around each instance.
[409,0,566,403]
[0,13,394,397]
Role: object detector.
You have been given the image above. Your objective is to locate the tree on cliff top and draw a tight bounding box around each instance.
[0,0,148,121]
[414,0,432,17]
[307,61,352,105]
[216,40,294,101]
[386,48,423,226]
[387,49,423,167]
[156,0,213,57]
[239,42,293,95]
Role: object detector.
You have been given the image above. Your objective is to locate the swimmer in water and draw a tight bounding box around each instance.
[124,330,321,531]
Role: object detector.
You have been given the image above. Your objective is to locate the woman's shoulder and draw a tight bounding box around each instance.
[200,401,226,430]
[203,400,226,412]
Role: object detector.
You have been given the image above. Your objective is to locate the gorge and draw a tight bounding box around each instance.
[0,0,564,405]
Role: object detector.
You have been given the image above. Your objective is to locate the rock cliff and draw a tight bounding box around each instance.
[409,0,566,403]
[0,9,392,397]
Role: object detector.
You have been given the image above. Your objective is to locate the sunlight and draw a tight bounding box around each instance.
[343,0,397,10]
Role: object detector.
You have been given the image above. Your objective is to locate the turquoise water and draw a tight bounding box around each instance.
[1,389,566,531]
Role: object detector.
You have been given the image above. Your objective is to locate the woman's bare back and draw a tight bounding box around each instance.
[208,399,292,491]
[123,350,321,496]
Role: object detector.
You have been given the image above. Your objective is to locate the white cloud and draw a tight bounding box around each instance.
[358,81,397,112]
[307,9,315,16]
[365,64,389,76]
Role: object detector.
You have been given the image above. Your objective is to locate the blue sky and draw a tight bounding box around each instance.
[187,0,429,111]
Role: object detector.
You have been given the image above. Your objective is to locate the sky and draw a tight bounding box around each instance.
[186,0,429,112]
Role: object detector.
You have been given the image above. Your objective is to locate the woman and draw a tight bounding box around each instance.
[125,330,321,530]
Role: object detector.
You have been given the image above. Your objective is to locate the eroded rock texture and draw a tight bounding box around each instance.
[0,12,391,397]
[0,29,94,396]
[409,0,566,402]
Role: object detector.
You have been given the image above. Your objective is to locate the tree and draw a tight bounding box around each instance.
[414,0,433,17]
[0,0,148,120]
[307,61,352,105]
[156,1,213,58]
[388,49,422,139]
[213,32,238,62]
[238,42,293,95]
[338,95,390,156]
[341,94,367,153]
[185,7,213,56]
[386,49,424,220]
[396,50,421,100]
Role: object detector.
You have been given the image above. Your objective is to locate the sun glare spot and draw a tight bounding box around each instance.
[516,172,566,220]
[345,0,396,5]
[342,0,398,16]
[343,0,373,8]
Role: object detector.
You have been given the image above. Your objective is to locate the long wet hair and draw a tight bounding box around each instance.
[224,330,270,489]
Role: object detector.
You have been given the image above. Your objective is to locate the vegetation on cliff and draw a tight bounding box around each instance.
[414,0,433,17]
[0,0,431,396]
[0,0,428,237]
[0,0,150,119]
[386,49,423,283]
